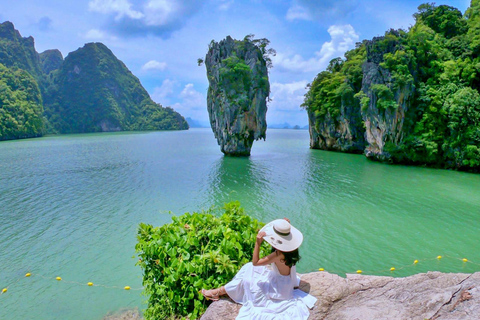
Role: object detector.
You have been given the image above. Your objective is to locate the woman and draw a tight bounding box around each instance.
[202,218,314,319]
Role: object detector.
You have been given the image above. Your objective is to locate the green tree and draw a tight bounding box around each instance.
[0,63,44,140]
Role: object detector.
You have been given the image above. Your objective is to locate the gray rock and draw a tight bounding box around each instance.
[204,36,269,156]
[200,297,242,320]
[360,33,415,161]
[308,98,365,153]
[103,308,143,320]
[307,30,416,161]
[201,271,480,320]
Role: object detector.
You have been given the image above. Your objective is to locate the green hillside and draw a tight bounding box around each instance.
[0,63,44,140]
[0,21,188,140]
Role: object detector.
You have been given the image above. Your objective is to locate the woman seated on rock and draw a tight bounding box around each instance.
[201,218,315,319]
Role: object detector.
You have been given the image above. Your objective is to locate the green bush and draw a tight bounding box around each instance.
[136,201,268,319]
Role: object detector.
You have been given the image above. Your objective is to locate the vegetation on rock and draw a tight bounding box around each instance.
[204,35,273,156]
[45,42,187,133]
[303,1,480,171]
[0,21,188,140]
[136,201,268,319]
[0,63,44,140]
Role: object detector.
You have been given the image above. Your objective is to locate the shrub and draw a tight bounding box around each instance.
[136,201,268,319]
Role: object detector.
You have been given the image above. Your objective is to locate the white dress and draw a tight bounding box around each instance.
[224,262,315,320]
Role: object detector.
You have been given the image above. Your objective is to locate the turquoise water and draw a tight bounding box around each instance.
[1,128,480,319]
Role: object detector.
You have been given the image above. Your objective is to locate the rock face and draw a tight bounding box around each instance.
[360,34,415,161]
[308,100,365,154]
[205,36,269,156]
[307,31,415,161]
[201,271,480,320]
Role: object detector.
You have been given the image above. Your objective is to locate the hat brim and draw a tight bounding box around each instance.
[260,219,303,252]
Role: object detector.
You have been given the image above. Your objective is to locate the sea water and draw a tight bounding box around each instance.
[1,128,479,319]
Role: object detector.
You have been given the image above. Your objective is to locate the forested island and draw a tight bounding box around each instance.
[203,35,271,156]
[0,21,188,141]
[304,2,480,172]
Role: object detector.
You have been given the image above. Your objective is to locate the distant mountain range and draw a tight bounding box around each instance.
[268,122,308,130]
[186,118,308,130]
[0,21,188,141]
[186,117,208,128]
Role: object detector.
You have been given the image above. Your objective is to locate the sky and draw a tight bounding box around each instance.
[0,0,471,127]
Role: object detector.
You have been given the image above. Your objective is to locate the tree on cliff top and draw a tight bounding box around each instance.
[303,2,480,171]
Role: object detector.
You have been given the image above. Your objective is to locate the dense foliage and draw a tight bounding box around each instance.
[136,202,268,319]
[0,22,44,82]
[45,42,188,133]
[39,49,63,75]
[206,35,273,112]
[303,1,480,171]
[0,21,188,139]
[0,63,44,140]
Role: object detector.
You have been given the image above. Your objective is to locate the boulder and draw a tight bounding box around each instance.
[201,271,480,319]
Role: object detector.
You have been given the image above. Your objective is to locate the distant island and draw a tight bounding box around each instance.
[304,2,480,172]
[268,122,308,130]
[0,21,188,141]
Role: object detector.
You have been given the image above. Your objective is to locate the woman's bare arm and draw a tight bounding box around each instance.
[253,250,281,266]
[252,231,282,266]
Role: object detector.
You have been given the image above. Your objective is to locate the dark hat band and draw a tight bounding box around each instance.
[273,226,290,237]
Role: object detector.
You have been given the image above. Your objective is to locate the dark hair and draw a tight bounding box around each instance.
[272,247,301,267]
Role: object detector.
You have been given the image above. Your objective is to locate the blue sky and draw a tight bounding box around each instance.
[0,0,471,126]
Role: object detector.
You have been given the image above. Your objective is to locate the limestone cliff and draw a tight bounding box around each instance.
[308,99,365,154]
[306,31,415,161]
[305,2,480,171]
[360,33,415,161]
[205,36,269,156]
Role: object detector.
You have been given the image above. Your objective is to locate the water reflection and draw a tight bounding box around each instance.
[204,156,273,219]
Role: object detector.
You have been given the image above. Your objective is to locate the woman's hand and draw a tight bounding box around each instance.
[256,231,266,245]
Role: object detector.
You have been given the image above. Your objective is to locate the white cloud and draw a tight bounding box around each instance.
[88,0,203,37]
[143,0,179,26]
[272,24,359,73]
[218,0,234,11]
[266,80,309,125]
[151,79,177,103]
[171,83,208,121]
[84,29,106,39]
[142,60,167,71]
[270,80,308,111]
[179,83,204,105]
[89,0,144,20]
[287,0,358,21]
[286,5,311,21]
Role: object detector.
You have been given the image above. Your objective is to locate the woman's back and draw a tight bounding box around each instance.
[274,251,292,276]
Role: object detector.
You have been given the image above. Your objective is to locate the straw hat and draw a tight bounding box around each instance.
[260,219,303,252]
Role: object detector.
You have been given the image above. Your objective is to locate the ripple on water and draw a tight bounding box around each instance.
[1,129,480,319]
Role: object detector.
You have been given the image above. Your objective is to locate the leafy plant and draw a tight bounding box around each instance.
[371,84,398,110]
[136,201,268,319]
[354,91,370,111]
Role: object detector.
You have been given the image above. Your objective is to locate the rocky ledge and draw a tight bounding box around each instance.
[201,271,480,320]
